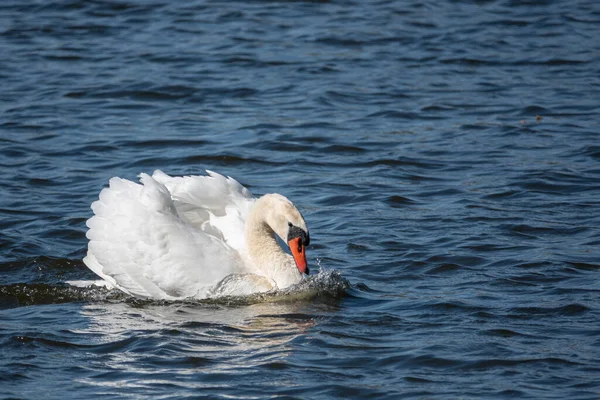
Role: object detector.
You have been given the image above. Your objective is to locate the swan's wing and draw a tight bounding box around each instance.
[152,170,255,252]
[83,173,243,299]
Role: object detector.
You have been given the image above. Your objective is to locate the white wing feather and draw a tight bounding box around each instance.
[151,170,255,252]
[83,173,245,299]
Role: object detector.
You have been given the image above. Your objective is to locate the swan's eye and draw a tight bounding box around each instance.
[288,222,292,227]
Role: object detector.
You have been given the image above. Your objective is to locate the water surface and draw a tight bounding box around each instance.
[1,0,600,398]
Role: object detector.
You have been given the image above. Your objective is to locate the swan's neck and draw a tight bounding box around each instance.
[245,197,302,289]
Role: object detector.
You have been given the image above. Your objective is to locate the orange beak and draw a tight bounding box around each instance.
[288,237,309,275]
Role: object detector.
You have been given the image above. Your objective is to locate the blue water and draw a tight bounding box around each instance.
[1,0,600,398]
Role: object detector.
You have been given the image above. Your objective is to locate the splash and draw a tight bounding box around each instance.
[201,269,350,306]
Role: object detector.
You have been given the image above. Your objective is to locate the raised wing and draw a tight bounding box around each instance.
[83,173,243,299]
[151,170,255,252]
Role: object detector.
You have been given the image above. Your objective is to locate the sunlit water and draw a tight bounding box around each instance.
[1,0,600,398]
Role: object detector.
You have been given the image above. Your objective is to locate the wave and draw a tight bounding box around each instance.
[0,269,350,309]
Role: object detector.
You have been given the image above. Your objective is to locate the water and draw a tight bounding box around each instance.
[1,0,599,398]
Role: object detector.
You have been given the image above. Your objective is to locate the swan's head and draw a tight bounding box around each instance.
[262,194,310,275]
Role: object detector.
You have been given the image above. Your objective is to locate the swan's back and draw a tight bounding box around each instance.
[152,170,255,252]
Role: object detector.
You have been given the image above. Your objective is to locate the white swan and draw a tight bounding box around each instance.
[82,170,310,300]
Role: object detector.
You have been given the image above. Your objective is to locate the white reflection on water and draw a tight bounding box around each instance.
[73,299,319,391]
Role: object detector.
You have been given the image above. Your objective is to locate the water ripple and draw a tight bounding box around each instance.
[1,0,599,398]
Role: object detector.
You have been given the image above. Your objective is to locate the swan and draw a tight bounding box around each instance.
[82,170,310,300]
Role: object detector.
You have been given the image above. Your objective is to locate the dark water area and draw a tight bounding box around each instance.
[1,0,600,398]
